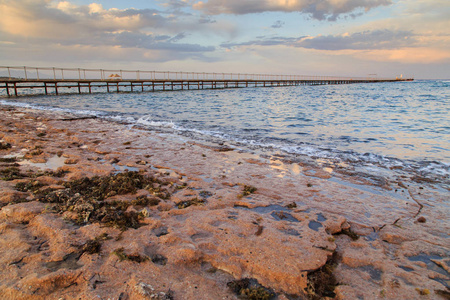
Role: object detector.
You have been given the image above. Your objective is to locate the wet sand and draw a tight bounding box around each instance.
[0,106,448,299]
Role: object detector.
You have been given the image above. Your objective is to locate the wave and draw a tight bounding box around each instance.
[0,99,105,117]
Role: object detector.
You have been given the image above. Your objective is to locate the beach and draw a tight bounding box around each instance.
[0,105,449,299]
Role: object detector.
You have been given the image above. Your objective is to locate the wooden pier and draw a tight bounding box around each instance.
[0,66,413,97]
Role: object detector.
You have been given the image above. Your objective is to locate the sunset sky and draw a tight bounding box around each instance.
[0,0,449,79]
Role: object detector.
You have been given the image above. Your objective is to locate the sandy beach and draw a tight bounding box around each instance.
[0,106,448,300]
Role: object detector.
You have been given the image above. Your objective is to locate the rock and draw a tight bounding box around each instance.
[324,216,349,234]
[64,158,78,165]
[171,246,203,265]
[0,201,45,223]
[417,216,426,223]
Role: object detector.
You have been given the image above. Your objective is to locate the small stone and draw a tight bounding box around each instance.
[30,158,46,163]
[417,217,426,223]
[64,158,78,165]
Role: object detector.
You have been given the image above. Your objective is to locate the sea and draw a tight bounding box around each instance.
[1,80,449,187]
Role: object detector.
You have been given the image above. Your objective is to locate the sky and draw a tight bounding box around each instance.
[0,0,449,79]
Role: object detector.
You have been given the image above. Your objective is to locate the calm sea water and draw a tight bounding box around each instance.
[1,80,449,184]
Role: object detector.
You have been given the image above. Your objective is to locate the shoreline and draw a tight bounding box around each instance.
[0,106,448,299]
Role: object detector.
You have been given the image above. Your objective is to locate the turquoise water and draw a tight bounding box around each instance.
[1,80,449,184]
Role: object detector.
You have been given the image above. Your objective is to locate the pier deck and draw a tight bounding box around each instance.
[0,66,413,97]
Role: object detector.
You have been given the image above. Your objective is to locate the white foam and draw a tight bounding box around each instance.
[0,99,103,116]
[136,116,175,128]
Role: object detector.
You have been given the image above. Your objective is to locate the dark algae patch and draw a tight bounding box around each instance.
[151,254,168,266]
[1,167,27,181]
[81,233,111,255]
[112,247,149,263]
[0,142,12,150]
[0,157,17,163]
[37,171,176,230]
[15,180,44,194]
[305,252,339,300]
[176,198,205,209]
[62,171,156,199]
[238,185,257,198]
[227,278,276,300]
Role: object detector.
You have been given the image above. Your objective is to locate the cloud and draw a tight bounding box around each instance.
[221,36,305,48]
[222,30,416,51]
[271,20,285,28]
[0,0,216,62]
[193,0,392,20]
[297,30,417,50]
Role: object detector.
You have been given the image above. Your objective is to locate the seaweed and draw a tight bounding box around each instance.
[82,239,102,255]
[63,171,154,200]
[238,185,257,198]
[227,278,276,300]
[242,185,257,196]
[112,247,149,263]
[151,254,168,266]
[81,233,111,255]
[0,167,27,181]
[176,198,205,209]
[37,171,173,230]
[0,157,17,163]
[255,225,264,236]
[199,190,213,199]
[415,288,430,295]
[15,180,44,194]
[36,169,69,178]
[286,202,297,209]
[0,142,12,150]
[132,195,160,207]
[305,252,339,300]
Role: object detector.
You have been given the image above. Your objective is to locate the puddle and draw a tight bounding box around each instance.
[228,211,238,220]
[359,265,382,281]
[199,175,214,183]
[364,231,379,242]
[45,252,82,272]
[112,164,140,173]
[398,266,414,272]
[153,227,169,237]
[19,155,66,170]
[308,220,323,231]
[407,253,449,277]
[328,177,409,202]
[191,232,212,241]
[270,211,299,222]
[280,228,302,237]
[317,213,327,222]
[236,204,300,222]
[247,204,290,214]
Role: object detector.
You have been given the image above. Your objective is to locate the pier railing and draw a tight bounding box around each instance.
[0,66,413,97]
[0,66,401,82]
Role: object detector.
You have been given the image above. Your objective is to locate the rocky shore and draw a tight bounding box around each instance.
[0,106,448,299]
